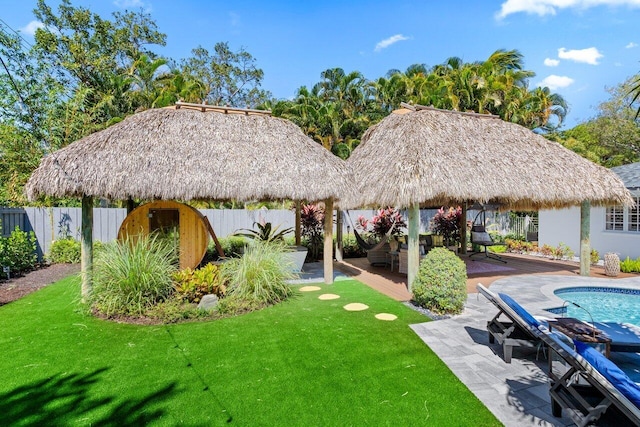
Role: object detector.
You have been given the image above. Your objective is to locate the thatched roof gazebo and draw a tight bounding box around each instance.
[346,104,634,288]
[27,103,355,296]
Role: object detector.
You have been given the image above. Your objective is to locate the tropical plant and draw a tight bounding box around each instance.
[356,207,406,239]
[590,248,600,265]
[172,263,226,303]
[235,221,293,243]
[0,226,38,278]
[300,203,324,260]
[412,247,467,315]
[430,206,463,247]
[91,234,178,317]
[48,238,81,263]
[220,241,296,305]
[620,256,640,273]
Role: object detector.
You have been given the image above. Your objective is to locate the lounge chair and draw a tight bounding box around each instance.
[538,328,640,426]
[477,284,545,363]
[470,225,506,263]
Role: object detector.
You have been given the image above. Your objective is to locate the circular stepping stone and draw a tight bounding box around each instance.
[375,313,397,321]
[343,303,369,312]
[318,293,340,300]
[299,286,321,292]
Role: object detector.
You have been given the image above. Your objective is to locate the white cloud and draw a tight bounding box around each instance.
[538,75,575,90]
[114,0,151,11]
[374,34,410,52]
[544,58,560,66]
[20,20,44,36]
[558,47,603,65]
[626,42,638,48]
[496,0,640,19]
[229,11,240,27]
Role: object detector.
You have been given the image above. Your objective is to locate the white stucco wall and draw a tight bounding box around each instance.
[539,206,640,261]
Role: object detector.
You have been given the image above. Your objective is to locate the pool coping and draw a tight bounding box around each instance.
[410,274,640,427]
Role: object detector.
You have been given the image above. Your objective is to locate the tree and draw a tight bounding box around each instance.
[180,42,270,107]
[32,0,166,125]
[550,75,640,166]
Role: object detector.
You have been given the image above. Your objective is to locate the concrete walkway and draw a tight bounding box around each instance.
[410,275,640,427]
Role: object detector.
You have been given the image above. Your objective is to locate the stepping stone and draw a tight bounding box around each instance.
[343,303,369,312]
[318,293,340,300]
[375,313,397,321]
[299,286,321,292]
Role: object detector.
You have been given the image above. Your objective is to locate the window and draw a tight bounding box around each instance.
[606,206,624,231]
[605,195,640,233]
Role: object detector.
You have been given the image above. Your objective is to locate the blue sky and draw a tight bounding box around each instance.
[2,0,640,128]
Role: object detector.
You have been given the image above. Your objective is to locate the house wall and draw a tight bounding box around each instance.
[539,206,640,261]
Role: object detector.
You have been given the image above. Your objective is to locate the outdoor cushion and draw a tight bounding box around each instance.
[574,340,640,408]
[472,231,493,244]
[498,293,542,329]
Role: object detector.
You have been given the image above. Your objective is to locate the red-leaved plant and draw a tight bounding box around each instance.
[357,207,406,239]
[430,206,462,246]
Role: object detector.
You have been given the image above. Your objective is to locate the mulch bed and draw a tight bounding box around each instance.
[0,263,80,306]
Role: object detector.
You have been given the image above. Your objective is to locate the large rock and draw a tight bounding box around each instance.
[198,294,219,311]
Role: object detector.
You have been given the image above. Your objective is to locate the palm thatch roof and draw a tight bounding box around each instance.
[26,105,353,203]
[346,105,634,210]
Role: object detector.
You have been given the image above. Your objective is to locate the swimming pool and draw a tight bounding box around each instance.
[553,287,640,326]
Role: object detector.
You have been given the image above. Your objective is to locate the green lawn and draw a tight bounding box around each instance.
[0,276,500,426]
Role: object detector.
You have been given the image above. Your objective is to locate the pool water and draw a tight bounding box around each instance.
[554,288,640,326]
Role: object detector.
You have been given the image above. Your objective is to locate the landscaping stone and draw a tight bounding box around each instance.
[198,294,219,311]
[299,285,321,292]
[318,293,340,300]
[375,313,397,321]
[343,303,369,311]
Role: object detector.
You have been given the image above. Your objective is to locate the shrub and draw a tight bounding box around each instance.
[590,249,600,265]
[0,226,38,278]
[235,221,293,242]
[145,296,211,323]
[91,234,179,317]
[412,247,467,315]
[430,206,462,247]
[620,257,640,273]
[342,234,367,258]
[220,241,296,305]
[357,207,406,240]
[172,263,226,303]
[301,204,324,261]
[48,238,81,263]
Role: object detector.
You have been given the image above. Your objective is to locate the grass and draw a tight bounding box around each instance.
[0,276,500,426]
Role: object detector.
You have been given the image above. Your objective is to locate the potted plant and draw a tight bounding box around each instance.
[234,221,308,272]
[430,206,463,251]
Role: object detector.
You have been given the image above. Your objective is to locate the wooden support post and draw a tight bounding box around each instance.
[81,195,94,302]
[324,199,334,284]
[580,201,591,277]
[460,203,467,255]
[295,201,302,246]
[407,203,420,292]
[335,210,343,262]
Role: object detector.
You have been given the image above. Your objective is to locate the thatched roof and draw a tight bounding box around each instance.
[346,105,634,210]
[26,105,354,203]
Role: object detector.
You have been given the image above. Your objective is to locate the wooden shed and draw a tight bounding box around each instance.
[118,201,209,269]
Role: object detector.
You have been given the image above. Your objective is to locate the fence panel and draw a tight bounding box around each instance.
[1,206,537,260]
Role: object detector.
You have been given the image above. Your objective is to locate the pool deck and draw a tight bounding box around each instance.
[329,255,640,426]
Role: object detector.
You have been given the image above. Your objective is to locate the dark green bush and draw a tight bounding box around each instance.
[48,238,81,263]
[412,247,467,315]
[0,226,37,278]
[91,234,178,317]
[342,234,366,258]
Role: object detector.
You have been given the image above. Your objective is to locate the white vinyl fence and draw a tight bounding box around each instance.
[1,206,529,260]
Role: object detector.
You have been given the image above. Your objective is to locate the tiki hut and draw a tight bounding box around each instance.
[346,104,634,288]
[27,103,355,294]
